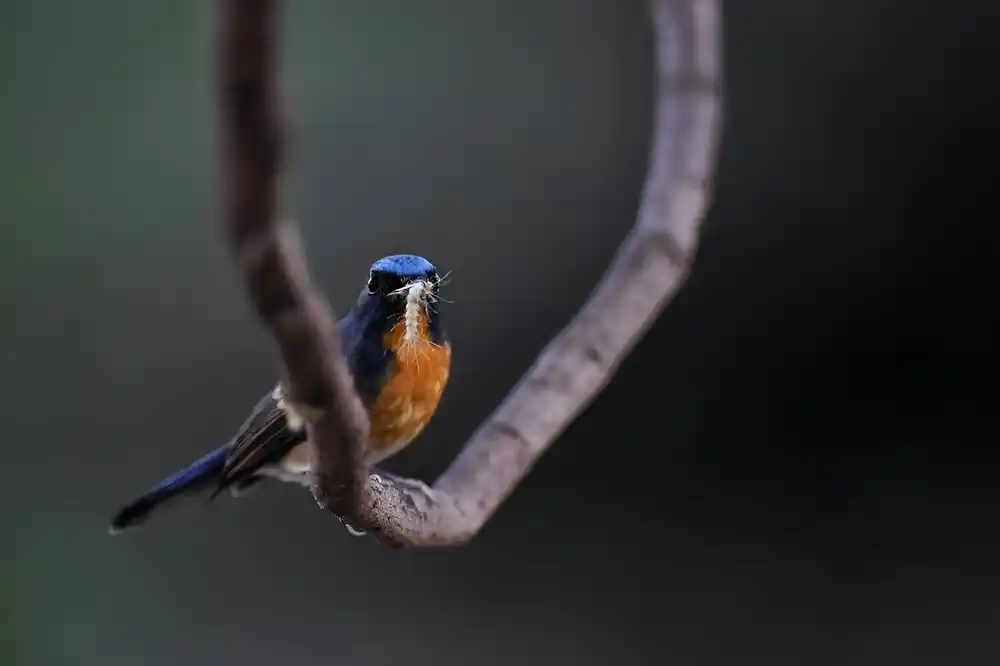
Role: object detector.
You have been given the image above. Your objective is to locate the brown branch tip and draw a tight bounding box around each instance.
[216,0,723,547]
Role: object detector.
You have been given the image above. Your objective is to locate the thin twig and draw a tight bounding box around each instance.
[217,0,723,546]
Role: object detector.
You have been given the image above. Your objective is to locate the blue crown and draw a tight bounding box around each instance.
[371,254,437,277]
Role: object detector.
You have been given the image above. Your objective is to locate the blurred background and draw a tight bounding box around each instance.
[2,1,998,664]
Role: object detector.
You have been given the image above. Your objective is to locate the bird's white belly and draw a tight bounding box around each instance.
[256,442,312,487]
[258,439,405,488]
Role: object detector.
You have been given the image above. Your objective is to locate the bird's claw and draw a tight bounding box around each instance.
[338,473,438,538]
[373,472,439,504]
[342,519,367,537]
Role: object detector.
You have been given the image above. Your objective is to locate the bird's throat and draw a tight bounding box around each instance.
[385,309,435,364]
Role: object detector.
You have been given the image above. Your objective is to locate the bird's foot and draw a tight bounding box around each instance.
[341,518,367,537]
[373,471,440,505]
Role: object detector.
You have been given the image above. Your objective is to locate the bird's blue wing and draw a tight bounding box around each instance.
[215,389,304,492]
[217,314,369,491]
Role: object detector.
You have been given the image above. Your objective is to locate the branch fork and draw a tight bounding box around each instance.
[217,0,722,547]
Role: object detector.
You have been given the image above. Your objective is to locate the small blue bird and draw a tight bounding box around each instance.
[109,254,450,533]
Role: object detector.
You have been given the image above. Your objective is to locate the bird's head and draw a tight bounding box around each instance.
[357,254,446,347]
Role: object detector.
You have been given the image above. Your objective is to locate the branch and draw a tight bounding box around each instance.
[217,0,369,514]
[217,0,723,547]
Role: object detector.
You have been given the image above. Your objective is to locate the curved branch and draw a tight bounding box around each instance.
[217,0,369,515]
[217,0,723,547]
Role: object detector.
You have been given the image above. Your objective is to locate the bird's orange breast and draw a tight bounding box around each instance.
[364,315,450,463]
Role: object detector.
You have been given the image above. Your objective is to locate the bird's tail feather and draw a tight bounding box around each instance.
[108,445,228,534]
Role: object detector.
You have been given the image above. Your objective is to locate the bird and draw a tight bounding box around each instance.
[108,254,451,534]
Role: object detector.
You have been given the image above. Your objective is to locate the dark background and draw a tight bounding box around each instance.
[2,1,998,664]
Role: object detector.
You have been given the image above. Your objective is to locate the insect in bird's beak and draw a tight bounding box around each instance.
[389,279,433,346]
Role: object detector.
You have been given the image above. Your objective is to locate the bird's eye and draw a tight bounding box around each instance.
[383,274,404,293]
[368,272,407,295]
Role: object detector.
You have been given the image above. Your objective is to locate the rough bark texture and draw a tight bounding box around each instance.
[217,0,723,547]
